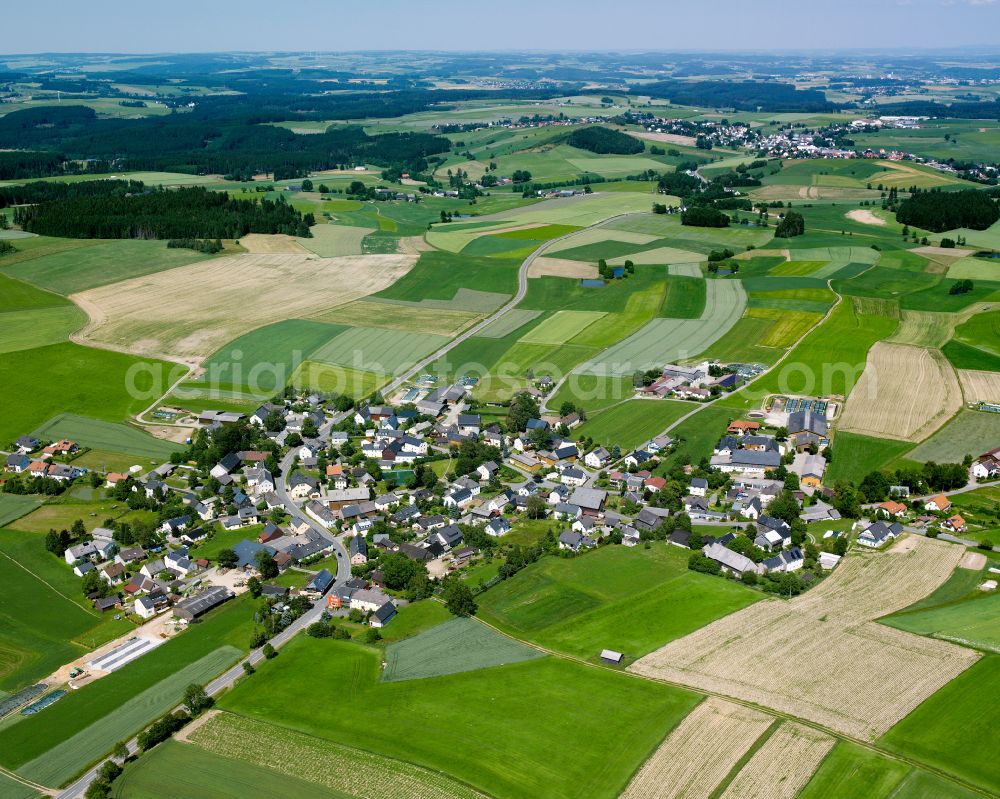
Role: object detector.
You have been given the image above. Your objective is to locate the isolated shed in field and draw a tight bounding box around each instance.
[600,649,624,666]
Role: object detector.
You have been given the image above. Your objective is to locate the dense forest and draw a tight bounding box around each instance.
[15,186,313,239]
[638,80,836,112]
[681,206,730,227]
[0,106,452,180]
[896,189,999,232]
[0,179,145,209]
[565,126,644,154]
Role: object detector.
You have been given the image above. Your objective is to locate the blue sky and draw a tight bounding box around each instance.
[1,0,998,53]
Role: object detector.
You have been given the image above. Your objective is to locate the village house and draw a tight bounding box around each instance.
[876,500,908,519]
[941,514,967,533]
[923,494,952,513]
[703,542,759,578]
[857,520,902,548]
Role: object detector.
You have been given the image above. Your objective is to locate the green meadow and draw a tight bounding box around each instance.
[881,656,1000,796]
[219,635,699,799]
[575,400,692,450]
[477,544,759,661]
[31,413,177,460]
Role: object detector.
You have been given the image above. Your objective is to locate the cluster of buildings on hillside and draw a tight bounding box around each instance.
[5,436,87,482]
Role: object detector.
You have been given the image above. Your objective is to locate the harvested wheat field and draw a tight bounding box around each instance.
[238,233,311,253]
[621,698,773,799]
[846,209,885,226]
[527,256,598,279]
[887,310,957,349]
[629,537,978,741]
[719,723,835,799]
[837,343,962,442]
[628,130,698,148]
[958,369,1000,404]
[72,253,415,361]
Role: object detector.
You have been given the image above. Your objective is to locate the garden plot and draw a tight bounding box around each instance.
[621,698,773,799]
[630,537,977,741]
[189,711,488,799]
[72,253,415,362]
[957,369,1000,404]
[838,343,962,442]
[577,279,746,376]
[720,722,835,799]
[382,618,543,682]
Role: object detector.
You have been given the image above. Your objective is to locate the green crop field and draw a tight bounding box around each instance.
[31,414,176,460]
[906,410,1000,464]
[881,656,1000,796]
[301,224,371,257]
[374,251,518,303]
[883,590,1000,653]
[575,400,691,450]
[947,256,1000,282]
[0,496,42,528]
[19,646,242,787]
[476,191,654,228]
[3,240,214,295]
[219,635,699,799]
[701,316,785,366]
[0,532,118,692]
[797,741,971,799]
[200,319,346,391]
[291,362,385,399]
[660,275,705,318]
[951,310,1000,359]
[478,544,759,662]
[0,343,176,447]
[0,305,86,355]
[0,597,253,773]
[112,739,355,799]
[943,340,1000,372]
[578,279,746,376]
[547,374,636,414]
[744,308,823,348]
[475,309,542,339]
[382,618,543,682]
[518,310,606,345]
[311,326,448,375]
[825,432,914,484]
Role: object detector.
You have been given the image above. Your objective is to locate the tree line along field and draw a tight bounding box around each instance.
[217,635,699,799]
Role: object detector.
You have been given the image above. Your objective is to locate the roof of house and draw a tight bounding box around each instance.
[568,487,607,511]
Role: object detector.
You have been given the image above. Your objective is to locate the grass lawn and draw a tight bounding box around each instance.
[3,240,214,295]
[376,599,452,644]
[113,738,355,799]
[575,400,692,450]
[382,617,543,682]
[547,374,636,414]
[880,655,1000,796]
[477,544,759,662]
[219,636,699,799]
[0,596,253,775]
[0,343,177,447]
[825,432,914,484]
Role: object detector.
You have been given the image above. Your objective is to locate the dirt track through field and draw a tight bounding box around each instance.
[621,698,773,799]
[629,537,978,741]
[837,342,963,442]
[71,252,415,361]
